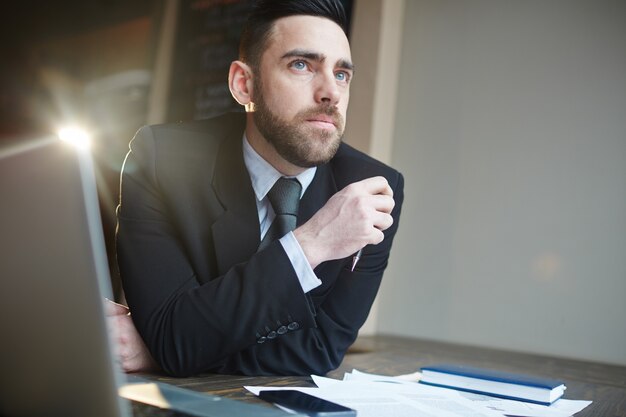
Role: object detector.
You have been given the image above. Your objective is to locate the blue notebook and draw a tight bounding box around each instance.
[419,364,566,405]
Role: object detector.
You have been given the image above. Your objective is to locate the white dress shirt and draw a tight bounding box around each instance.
[242,135,322,293]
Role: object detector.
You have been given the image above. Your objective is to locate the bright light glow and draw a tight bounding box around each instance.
[57,126,91,149]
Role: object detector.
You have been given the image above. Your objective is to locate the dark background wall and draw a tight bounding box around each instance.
[0,0,353,299]
[1,0,159,298]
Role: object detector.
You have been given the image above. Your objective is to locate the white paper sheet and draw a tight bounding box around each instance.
[343,370,591,417]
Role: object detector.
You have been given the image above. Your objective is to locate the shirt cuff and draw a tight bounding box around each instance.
[279,232,322,293]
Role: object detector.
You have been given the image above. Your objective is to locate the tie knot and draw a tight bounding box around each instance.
[267,177,301,216]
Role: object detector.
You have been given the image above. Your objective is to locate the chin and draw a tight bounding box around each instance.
[297,141,342,167]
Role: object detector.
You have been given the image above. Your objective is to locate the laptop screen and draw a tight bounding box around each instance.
[0,137,129,417]
[0,137,298,417]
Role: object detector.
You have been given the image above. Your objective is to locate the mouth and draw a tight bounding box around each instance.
[306,115,337,130]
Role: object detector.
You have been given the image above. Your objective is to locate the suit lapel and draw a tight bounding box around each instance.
[298,163,337,225]
[211,124,260,275]
[210,120,340,275]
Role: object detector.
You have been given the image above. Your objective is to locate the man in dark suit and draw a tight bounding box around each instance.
[110,0,404,376]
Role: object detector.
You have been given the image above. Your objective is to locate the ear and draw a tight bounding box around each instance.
[228,60,255,111]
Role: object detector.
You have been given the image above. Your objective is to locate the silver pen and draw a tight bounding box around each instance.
[350,248,363,271]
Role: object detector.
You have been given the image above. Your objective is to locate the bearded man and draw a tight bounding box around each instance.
[112,0,404,377]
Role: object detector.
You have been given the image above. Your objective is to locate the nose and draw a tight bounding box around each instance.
[314,70,341,105]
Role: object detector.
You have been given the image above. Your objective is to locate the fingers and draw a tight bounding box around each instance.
[359,176,393,197]
[294,175,396,267]
[107,310,158,373]
[356,209,393,247]
[346,178,395,244]
[370,193,395,214]
[104,298,130,316]
[352,180,395,231]
[371,209,394,232]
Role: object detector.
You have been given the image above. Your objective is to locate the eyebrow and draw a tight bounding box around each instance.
[281,49,354,72]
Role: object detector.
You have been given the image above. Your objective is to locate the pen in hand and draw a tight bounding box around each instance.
[351,248,363,271]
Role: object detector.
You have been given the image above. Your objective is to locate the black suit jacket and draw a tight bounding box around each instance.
[116,112,404,376]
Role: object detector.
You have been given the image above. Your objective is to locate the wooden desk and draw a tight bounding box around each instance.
[137,335,626,417]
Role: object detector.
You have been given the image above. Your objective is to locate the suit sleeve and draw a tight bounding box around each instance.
[117,126,316,376]
[217,172,405,376]
[117,125,404,377]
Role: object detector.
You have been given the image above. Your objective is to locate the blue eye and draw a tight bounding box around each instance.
[291,60,307,71]
[335,71,350,82]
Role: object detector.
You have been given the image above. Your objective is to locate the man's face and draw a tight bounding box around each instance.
[251,15,353,168]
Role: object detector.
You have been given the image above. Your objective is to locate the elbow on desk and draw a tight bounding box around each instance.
[217,341,346,376]
[152,349,342,378]
[152,346,226,378]
[154,350,195,377]
[144,316,351,377]
[149,331,236,378]
[142,322,226,377]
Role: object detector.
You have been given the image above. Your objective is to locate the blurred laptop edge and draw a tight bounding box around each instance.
[0,137,129,417]
[0,138,296,417]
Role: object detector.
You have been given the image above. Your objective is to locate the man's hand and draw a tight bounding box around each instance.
[294,176,395,269]
[104,299,159,373]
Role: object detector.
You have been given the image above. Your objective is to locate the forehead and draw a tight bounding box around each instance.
[263,15,352,62]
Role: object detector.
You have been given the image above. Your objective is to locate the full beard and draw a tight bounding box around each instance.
[253,84,344,168]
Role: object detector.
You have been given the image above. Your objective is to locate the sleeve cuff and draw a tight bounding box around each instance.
[279,232,322,293]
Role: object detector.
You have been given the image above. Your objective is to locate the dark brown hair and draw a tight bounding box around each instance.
[239,0,348,70]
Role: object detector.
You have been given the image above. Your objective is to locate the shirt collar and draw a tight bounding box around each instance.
[242,134,316,202]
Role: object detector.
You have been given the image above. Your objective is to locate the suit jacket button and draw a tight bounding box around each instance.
[267,331,277,339]
[257,336,267,344]
[277,326,287,335]
[287,322,299,331]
